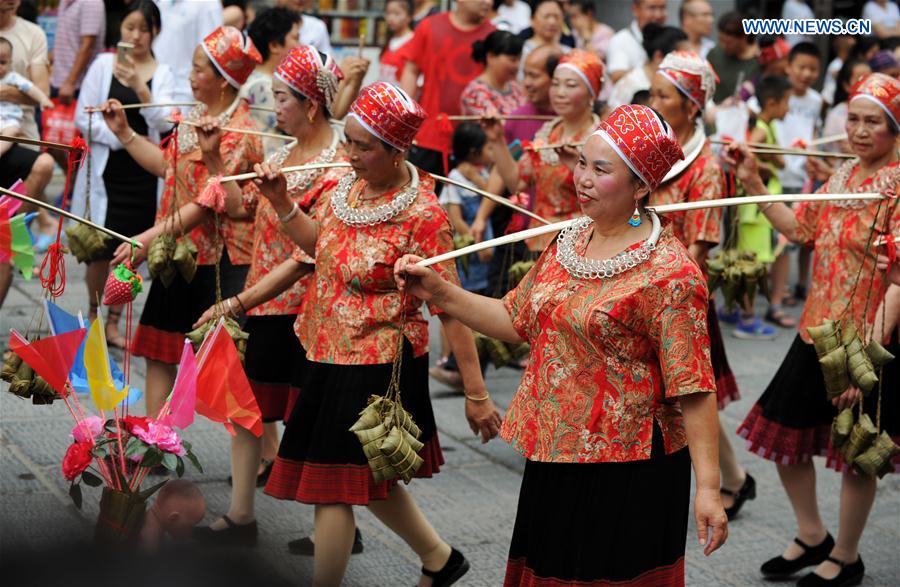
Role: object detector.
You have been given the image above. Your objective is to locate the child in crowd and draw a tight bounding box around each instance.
[378,0,414,85]
[430,123,494,388]
[726,75,791,340]
[0,38,53,157]
[822,35,855,104]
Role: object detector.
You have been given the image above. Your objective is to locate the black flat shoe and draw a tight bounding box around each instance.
[193,515,258,548]
[722,473,756,520]
[228,459,275,488]
[761,533,835,578]
[288,528,364,556]
[419,547,469,587]
[796,556,864,587]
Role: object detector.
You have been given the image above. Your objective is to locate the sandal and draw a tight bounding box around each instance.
[765,306,796,328]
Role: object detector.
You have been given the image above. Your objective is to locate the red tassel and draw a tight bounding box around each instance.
[199,175,227,213]
[39,136,88,297]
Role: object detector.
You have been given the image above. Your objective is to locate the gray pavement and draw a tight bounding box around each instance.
[1,259,898,586]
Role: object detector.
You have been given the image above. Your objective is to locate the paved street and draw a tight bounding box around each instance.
[1,259,898,586]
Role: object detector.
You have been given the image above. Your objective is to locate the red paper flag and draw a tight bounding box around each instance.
[9,328,88,396]
[195,321,262,437]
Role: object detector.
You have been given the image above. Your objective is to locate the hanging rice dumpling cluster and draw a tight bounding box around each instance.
[706,249,769,311]
[1,351,59,404]
[65,224,112,264]
[831,409,900,478]
[187,315,249,363]
[350,395,424,484]
[453,234,475,277]
[508,260,535,288]
[474,332,529,369]
[148,235,198,287]
[807,320,895,399]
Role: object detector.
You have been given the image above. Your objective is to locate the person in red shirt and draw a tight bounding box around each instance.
[379,0,414,85]
[399,0,494,177]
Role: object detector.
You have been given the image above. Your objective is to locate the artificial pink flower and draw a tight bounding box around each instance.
[71,416,103,442]
[131,420,186,456]
[62,441,93,481]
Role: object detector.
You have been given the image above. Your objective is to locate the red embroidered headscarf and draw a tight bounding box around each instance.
[555,49,605,98]
[592,104,684,191]
[758,37,790,67]
[348,82,427,151]
[202,26,262,88]
[274,45,344,112]
[658,50,719,110]
[850,72,900,130]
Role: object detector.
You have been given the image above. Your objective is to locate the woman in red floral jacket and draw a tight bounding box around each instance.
[397,104,728,587]
[241,82,501,586]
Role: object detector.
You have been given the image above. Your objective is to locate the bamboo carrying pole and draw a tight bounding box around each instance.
[710,138,854,158]
[446,115,557,121]
[429,172,549,225]
[216,163,551,224]
[417,192,885,267]
[84,102,276,113]
[0,186,144,248]
[0,134,77,152]
[170,119,295,141]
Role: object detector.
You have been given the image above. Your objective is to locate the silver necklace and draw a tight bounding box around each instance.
[177,97,240,154]
[272,128,340,192]
[556,211,662,279]
[331,161,419,226]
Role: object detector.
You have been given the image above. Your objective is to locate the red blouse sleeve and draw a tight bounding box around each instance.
[683,158,725,248]
[649,274,717,399]
[410,202,461,315]
[794,184,829,246]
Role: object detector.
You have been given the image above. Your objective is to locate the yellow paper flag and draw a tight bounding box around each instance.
[85,316,129,410]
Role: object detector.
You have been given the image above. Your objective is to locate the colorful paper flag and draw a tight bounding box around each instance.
[84,316,129,411]
[8,213,35,279]
[9,327,87,396]
[162,340,197,430]
[44,300,141,406]
[196,319,262,437]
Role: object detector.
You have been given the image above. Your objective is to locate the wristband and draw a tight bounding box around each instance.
[464,391,491,402]
[122,130,137,145]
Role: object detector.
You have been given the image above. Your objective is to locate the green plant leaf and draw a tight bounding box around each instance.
[182,440,192,451]
[138,479,169,501]
[161,452,177,471]
[186,451,203,473]
[91,444,108,459]
[69,482,82,509]
[124,436,147,458]
[81,470,103,487]
[141,447,164,468]
[176,458,185,478]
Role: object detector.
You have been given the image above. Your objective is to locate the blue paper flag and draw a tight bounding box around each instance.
[44,300,141,407]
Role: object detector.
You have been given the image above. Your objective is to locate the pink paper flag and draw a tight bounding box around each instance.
[163,340,198,430]
[9,327,88,396]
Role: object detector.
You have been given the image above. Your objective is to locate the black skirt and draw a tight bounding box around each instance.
[504,425,691,587]
[738,331,900,472]
[708,300,740,409]
[243,314,303,423]
[264,339,444,505]
[132,250,249,365]
[99,149,157,259]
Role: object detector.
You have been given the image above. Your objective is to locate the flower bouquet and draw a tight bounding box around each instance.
[4,311,201,545]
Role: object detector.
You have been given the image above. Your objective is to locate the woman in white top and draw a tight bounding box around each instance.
[608,24,687,110]
[73,0,175,347]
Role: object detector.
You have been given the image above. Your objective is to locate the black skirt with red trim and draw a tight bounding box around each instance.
[264,339,444,506]
[243,314,302,422]
[738,332,900,472]
[708,302,740,410]
[504,426,691,587]
[132,250,248,365]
